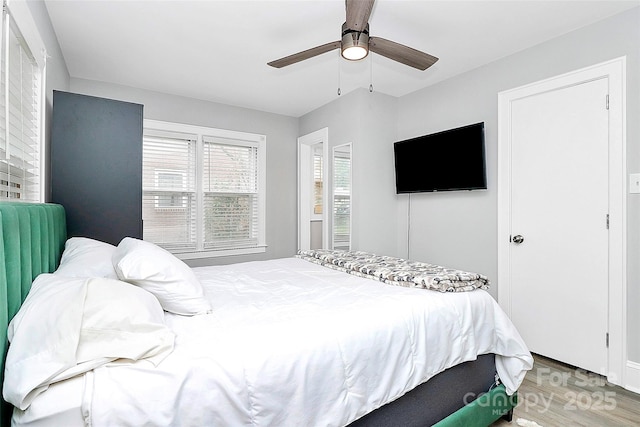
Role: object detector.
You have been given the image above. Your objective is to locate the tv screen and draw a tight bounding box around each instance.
[394,122,486,194]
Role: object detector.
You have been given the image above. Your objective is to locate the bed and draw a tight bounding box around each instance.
[0,202,532,426]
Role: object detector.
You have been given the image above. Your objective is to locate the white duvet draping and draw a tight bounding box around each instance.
[86,258,532,427]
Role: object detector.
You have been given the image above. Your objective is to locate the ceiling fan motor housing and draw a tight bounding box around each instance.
[341,22,369,60]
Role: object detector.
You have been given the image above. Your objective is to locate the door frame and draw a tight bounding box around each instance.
[298,128,329,250]
[497,57,626,385]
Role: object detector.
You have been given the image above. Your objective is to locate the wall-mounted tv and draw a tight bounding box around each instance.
[393,122,486,194]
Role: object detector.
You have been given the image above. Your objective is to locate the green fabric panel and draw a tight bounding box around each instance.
[0,203,67,425]
[0,211,7,350]
[44,206,55,268]
[22,207,37,281]
[432,385,517,427]
[13,207,32,301]
[0,205,20,427]
[0,206,21,320]
[2,203,44,287]
[39,206,50,272]
[51,205,66,268]
[5,203,66,288]
[0,212,6,427]
[27,208,43,277]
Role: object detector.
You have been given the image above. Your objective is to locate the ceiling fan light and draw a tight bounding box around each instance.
[341,23,369,61]
[342,45,368,61]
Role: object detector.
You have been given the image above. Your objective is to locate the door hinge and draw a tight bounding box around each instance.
[606,332,609,348]
[606,214,610,229]
[606,94,610,110]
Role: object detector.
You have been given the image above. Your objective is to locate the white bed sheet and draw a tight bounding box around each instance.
[14,257,533,427]
[11,375,85,427]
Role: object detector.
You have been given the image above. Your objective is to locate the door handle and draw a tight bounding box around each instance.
[512,235,524,244]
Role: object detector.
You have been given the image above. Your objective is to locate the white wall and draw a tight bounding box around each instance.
[396,7,640,362]
[70,78,300,266]
[299,89,400,257]
[25,0,71,198]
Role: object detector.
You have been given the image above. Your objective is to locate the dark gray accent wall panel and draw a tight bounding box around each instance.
[51,91,143,245]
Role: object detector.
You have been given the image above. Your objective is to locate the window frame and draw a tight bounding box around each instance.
[143,119,266,259]
[0,0,47,202]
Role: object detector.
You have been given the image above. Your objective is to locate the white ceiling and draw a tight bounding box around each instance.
[44,0,639,117]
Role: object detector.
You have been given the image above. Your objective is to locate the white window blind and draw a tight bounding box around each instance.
[313,152,322,215]
[202,136,260,251]
[143,120,266,258]
[332,154,351,250]
[0,2,44,202]
[142,130,197,251]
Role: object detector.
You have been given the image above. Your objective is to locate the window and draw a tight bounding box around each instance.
[313,150,323,215]
[332,144,351,250]
[0,1,46,202]
[143,120,266,258]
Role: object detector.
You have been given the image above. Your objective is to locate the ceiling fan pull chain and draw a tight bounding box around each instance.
[337,50,342,96]
[369,54,374,93]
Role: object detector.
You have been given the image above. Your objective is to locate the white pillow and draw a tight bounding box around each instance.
[55,237,118,279]
[78,278,174,363]
[113,237,212,315]
[5,275,175,410]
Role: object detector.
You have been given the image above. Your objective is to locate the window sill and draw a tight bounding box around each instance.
[174,245,267,260]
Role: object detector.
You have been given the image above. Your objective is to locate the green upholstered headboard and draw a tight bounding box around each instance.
[0,202,66,425]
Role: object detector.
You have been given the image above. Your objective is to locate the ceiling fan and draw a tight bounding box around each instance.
[267,0,438,71]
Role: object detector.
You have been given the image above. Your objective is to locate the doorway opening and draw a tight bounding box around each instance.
[298,128,329,251]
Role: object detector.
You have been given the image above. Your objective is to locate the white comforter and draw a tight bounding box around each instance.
[83,257,532,427]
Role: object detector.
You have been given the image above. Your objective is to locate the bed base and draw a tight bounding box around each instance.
[350,353,516,426]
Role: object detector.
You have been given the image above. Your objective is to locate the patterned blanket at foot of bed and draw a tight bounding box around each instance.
[296,249,489,292]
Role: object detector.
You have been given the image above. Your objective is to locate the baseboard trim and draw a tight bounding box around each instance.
[625,360,640,393]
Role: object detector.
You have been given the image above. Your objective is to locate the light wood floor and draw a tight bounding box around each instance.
[491,354,640,427]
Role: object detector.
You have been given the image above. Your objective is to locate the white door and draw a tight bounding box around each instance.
[509,78,609,375]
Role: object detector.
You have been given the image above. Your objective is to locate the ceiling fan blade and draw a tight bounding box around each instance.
[268,41,341,68]
[345,0,375,31]
[369,37,438,71]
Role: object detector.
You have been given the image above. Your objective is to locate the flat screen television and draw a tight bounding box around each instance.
[393,122,486,194]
